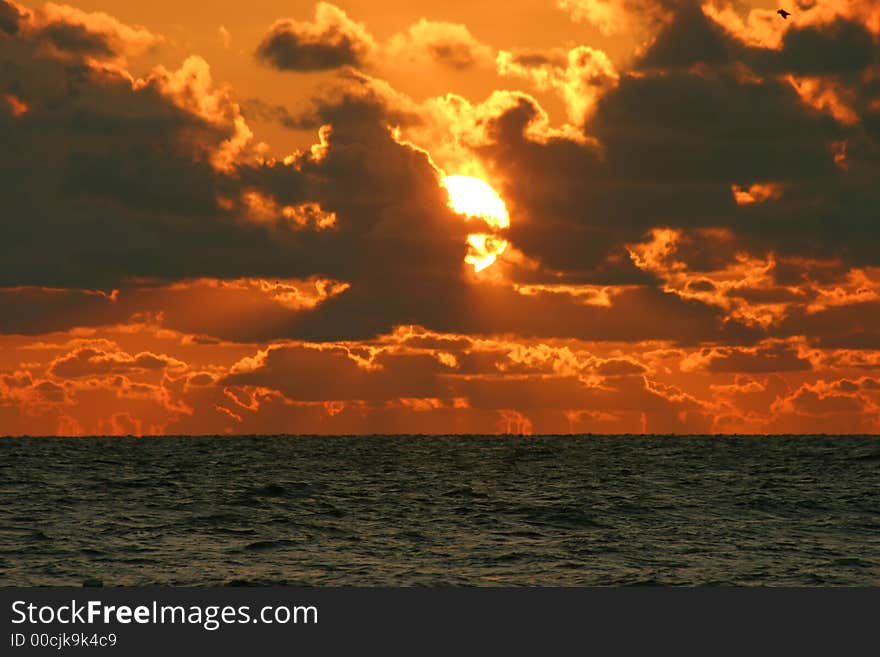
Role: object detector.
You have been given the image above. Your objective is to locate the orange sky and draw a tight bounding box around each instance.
[2,0,880,435]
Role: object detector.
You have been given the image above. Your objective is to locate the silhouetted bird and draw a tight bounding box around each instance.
[777,9,791,19]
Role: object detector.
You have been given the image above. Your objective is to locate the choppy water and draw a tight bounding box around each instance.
[1,435,879,586]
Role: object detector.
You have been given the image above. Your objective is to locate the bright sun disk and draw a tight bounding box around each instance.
[443,175,510,272]
[442,175,510,229]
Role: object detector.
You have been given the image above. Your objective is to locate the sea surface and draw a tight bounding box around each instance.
[1,435,879,586]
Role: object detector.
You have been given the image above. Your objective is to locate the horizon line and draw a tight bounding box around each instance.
[2,433,878,439]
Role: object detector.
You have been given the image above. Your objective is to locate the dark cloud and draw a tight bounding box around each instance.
[49,346,181,378]
[759,18,878,76]
[474,2,880,285]
[388,19,492,70]
[40,21,114,56]
[596,358,646,376]
[0,26,772,346]
[0,287,122,334]
[219,341,712,434]
[451,284,760,345]
[249,69,422,134]
[642,6,878,76]
[0,32,427,294]
[592,72,841,184]
[255,3,375,72]
[726,285,805,304]
[0,42,278,287]
[240,98,311,130]
[0,30,467,341]
[702,344,813,373]
[785,386,864,415]
[502,49,568,69]
[0,0,23,35]
[475,83,832,283]
[224,346,452,401]
[776,301,880,349]
[427,43,477,69]
[33,380,65,403]
[638,4,732,70]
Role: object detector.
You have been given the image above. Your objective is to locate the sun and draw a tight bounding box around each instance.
[443,175,510,229]
[442,175,510,272]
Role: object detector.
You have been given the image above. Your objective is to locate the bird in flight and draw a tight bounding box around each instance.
[777,9,791,19]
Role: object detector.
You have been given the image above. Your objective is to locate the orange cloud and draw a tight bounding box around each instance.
[680,341,814,374]
[558,0,670,37]
[387,19,493,70]
[141,56,255,170]
[785,74,859,125]
[38,2,161,59]
[47,345,186,378]
[497,46,619,124]
[627,228,817,328]
[770,378,880,433]
[704,0,880,45]
[3,93,28,116]
[701,2,789,49]
[731,182,784,205]
[3,320,880,435]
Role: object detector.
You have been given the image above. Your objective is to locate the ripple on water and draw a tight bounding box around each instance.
[1,435,879,586]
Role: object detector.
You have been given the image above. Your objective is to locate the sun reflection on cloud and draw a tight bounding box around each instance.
[465,233,509,272]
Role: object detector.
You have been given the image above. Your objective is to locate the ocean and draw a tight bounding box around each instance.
[1,435,878,586]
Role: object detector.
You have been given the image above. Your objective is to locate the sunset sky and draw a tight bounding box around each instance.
[2,0,879,435]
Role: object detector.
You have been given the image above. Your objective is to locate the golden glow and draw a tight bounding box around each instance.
[443,175,510,272]
[442,175,510,229]
[282,202,337,229]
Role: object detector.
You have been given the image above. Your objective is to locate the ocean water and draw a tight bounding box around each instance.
[1,435,878,586]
